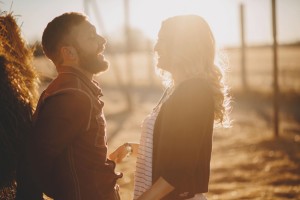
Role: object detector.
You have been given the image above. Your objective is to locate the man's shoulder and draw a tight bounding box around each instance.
[43,74,90,101]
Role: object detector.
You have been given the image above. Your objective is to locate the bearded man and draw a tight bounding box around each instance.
[25,12,122,200]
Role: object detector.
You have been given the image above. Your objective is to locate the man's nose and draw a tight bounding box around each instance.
[98,35,106,45]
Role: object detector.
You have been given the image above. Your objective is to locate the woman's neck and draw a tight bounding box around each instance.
[172,74,188,87]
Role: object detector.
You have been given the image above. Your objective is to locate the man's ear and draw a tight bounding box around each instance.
[61,46,77,60]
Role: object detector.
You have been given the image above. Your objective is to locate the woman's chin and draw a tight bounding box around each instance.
[97,54,105,61]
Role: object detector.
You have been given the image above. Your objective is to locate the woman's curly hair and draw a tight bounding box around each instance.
[0,12,39,194]
[155,15,231,126]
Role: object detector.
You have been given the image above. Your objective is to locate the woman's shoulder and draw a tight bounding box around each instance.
[161,78,213,113]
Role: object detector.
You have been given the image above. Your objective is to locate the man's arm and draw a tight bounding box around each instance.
[29,90,91,189]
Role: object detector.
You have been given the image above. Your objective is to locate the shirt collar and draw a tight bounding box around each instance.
[57,65,103,97]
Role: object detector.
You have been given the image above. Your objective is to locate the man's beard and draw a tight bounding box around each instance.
[75,46,109,74]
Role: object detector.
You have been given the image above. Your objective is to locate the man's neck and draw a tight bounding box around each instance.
[59,64,94,80]
[76,67,93,80]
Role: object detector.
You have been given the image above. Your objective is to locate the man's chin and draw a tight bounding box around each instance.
[91,61,109,74]
[79,60,109,75]
[99,60,109,71]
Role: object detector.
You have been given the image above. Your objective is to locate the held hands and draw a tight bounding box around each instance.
[109,143,133,163]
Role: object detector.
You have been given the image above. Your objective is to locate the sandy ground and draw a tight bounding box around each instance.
[104,87,300,200]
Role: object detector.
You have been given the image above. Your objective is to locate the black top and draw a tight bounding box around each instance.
[152,78,214,200]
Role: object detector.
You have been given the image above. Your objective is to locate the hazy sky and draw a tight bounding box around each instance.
[1,0,300,47]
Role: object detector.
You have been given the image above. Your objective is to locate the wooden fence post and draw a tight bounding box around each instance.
[271,0,279,137]
[124,0,133,111]
[240,3,248,91]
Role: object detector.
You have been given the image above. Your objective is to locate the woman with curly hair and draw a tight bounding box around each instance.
[0,12,39,199]
[110,15,231,200]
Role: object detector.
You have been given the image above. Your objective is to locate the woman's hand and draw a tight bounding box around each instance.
[136,177,174,200]
[109,143,139,163]
[109,143,128,163]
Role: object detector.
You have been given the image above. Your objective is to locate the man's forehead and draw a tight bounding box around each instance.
[73,20,96,35]
[81,21,96,30]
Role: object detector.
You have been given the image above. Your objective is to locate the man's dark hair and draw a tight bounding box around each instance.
[42,12,87,64]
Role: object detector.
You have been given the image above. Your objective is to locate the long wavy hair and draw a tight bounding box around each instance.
[0,12,39,193]
[155,15,230,126]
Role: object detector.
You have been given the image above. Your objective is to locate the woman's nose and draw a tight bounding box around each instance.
[154,43,159,52]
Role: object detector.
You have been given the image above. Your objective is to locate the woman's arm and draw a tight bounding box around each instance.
[137,177,174,200]
[109,142,139,163]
